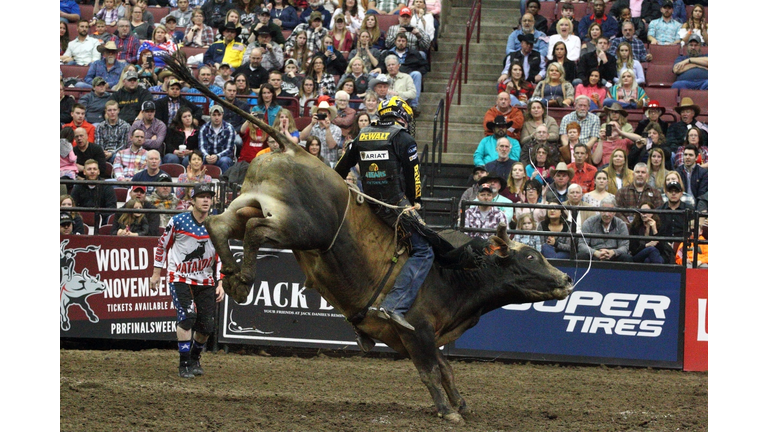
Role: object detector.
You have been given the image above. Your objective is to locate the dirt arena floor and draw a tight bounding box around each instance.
[60,341,707,432]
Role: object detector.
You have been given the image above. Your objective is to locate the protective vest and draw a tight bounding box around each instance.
[355,123,407,205]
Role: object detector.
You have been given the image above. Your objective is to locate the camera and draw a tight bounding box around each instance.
[605,124,612,136]
[261,43,268,49]
[316,113,327,121]
[403,25,414,32]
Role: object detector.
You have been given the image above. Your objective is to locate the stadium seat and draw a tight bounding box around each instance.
[181,46,207,59]
[572,3,590,21]
[295,116,312,131]
[159,163,186,178]
[81,211,95,228]
[148,7,171,24]
[113,187,129,204]
[98,224,113,235]
[539,2,558,26]
[645,64,677,88]
[679,89,708,114]
[204,165,222,179]
[79,5,94,21]
[103,162,113,179]
[646,87,679,112]
[61,65,90,80]
[648,44,682,65]
[377,15,399,35]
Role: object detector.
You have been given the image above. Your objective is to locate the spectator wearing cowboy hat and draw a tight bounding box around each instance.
[300,97,342,167]
[248,8,287,46]
[665,97,708,156]
[635,100,668,136]
[482,92,525,141]
[592,104,642,167]
[474,115,519,166]
[77,41,127,90]
[499,33,546,86]
[368,74,392,101]
[544,162,575,203]
[476,174,515,226]
[203,22,248,69]
[463,182,508,240]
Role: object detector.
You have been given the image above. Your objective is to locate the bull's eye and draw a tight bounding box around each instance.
[526,254,535,261]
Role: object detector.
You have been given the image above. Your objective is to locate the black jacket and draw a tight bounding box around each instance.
[380,48,429,76]
[154,96,204,127]
[577,50,618,83]
[202,0,233,30]
[109,86,153,123]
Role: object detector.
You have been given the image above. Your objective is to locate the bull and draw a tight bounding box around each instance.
[60,268,107,331]
[160,53,573,423]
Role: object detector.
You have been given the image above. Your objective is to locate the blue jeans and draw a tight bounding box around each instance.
[163,153,190,166]
[214,156,233,173]
[380,230,434,315]
[603,98,638,109]
[542,244,570,259]
[672,80,708,90]
[408,71,422,108]
[632,246,664,264]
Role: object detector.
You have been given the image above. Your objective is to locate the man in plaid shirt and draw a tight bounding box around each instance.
[285,12,328,54]
[608,20,652,62]
[199,105,236,172]
[112,129,148,181]
[95,101,131,163]
[615,162,664,224]
[464,183,507,240]
[109,19,140,64]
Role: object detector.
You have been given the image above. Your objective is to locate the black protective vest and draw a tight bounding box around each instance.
[355,123,407,205]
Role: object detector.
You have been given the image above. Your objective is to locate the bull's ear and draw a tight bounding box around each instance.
[487,236,510,258]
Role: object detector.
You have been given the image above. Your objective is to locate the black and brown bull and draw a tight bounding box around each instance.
[160,52,574,423]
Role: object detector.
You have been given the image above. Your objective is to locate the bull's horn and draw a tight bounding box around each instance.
[496,222,510,244]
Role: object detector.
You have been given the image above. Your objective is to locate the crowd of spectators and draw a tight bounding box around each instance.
[464,0,707,264]
[60,0,442,235]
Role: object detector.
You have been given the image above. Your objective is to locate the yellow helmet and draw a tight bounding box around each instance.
[377,96,413,124]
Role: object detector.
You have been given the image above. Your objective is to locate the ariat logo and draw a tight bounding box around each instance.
[359,132,391,141]
[361,151,389,161]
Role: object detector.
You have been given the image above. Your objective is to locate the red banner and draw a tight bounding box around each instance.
[683,269,708,371]
[60,235,178,340]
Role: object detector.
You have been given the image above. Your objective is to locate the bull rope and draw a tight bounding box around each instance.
[347,186,416,255]
[323,188,352,253]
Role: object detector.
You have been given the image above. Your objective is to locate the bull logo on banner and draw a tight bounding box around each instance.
[60,240,106,331]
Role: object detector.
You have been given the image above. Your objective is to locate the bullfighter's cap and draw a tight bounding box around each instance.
[192,183,215,198]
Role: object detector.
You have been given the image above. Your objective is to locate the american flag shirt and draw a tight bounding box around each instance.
[154,212,220,287]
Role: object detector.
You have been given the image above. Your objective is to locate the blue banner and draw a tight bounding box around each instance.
[453,264,683,367]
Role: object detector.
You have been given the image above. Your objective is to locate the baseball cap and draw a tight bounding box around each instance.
[125,70,139,80]
[192,183,215,198]
[131,185,147,193]
[666,181,683,192]
[259,7,270,15]
[60,212,74,225]
[141,101,156,111]
[92,77,107,86]
[210,105,224,114]
[688,34,702,44]
[472,165,487,174]
[157,173,172,183]
[309,11,323,21]
[168,78,182,88]
[399,7,412,16]
[478,183,494,194]
[165,15,177,22]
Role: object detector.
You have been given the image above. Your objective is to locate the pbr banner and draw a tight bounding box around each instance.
[683,269,708,372]
[60,236,178,340]
[217,245,362,350]
[451,263,685,368]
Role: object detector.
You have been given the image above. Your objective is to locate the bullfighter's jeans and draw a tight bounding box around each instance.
[380,230,435,315]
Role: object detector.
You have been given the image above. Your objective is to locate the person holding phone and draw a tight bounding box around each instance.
[384,7,431,56]
[300,97,343,167]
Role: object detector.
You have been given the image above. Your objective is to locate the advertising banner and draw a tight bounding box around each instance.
[683,269,708,371]
[451,263,685,368]
[59,236,178,340]
[217,246,363,350]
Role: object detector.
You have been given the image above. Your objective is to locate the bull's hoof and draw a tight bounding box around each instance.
[439,412,464,424]
[223,275,252,304]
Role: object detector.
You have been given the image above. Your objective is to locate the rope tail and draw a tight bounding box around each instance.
[157,52,305,155]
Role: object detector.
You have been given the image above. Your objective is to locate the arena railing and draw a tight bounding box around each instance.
[457,199,707,268]
[443,44,463,151]
[464,0,482,85]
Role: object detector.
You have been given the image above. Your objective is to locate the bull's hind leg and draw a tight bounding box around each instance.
[400,327,464,423]
[436,349,469,415]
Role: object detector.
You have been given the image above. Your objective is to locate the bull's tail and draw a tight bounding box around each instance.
[158,52,305,155]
